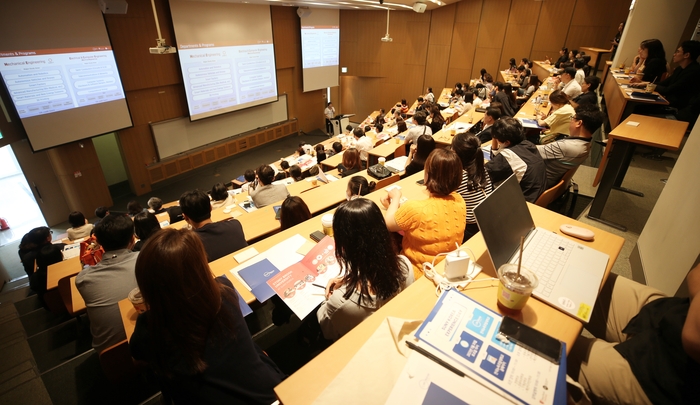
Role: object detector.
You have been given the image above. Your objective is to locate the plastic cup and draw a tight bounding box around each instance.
[311,178,318,186]
[128,287,147,314]
[378,157,386,166]
[646,83,657,93]
[395,137,401,144]
[496,264,538,312]
[321,214,334,236]
[624,67,631,75]
[542,100,549,108]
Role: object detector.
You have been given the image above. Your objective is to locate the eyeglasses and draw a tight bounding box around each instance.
[570,116,580,121]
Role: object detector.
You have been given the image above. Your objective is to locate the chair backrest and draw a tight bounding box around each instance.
[393,142,406,158]
[99,340,140,383]
[57,275,85,316]
[535,166,579,208]
[375,174,400,190]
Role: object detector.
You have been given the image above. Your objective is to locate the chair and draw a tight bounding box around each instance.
[393,143,406,158]
[535,166,579,209]
[99,340,141,383]
[375,174,400,190]
[58,275,86,317]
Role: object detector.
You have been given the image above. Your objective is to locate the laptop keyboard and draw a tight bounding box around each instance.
[521,231,575,298]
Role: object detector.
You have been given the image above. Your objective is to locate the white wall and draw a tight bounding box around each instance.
[613,0,696,68]
[93,133,128,186]
[635,117,700,295]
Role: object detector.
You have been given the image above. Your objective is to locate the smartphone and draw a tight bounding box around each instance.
[273,205,281,220]
[416,179,425,185]
[498,316,562,364]
[310,230,325,242]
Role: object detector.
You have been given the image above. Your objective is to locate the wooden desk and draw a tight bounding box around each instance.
[119,297,138,342]
[531,61,555,82]
[321,150,344,170]
[46,256,81,290]
[602,69,669,128]
[368,138,404,165]
[588,114,687,231]
[433,108,486,146]
[580,47,611,76]
[274,202,624,404]
[498,70,521,88]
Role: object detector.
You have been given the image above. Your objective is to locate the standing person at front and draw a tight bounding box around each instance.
[324,102,335,136]
[130,229,285,405]
[179,190,247,262]
[382,149,466,279]
[76,214,138,353]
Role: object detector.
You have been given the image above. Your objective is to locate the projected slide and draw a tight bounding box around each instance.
[178,42,277,120]
[0,47,125,119]
[301,26,339,69]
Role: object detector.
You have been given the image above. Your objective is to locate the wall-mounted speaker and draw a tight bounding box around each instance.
[297,7,312,18]
[412,2,427,13]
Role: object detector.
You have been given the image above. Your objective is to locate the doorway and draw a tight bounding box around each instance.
[0,144,47,246]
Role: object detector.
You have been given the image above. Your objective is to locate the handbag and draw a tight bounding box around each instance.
[367,163,392,180]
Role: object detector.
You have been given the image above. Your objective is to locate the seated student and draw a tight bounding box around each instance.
[567,264,700,405]
[454,91,474,115]
[574,58,586,85]
[655,40,700,116]
[538,104,604,188]
[382,149,466,278]
[568,49,578,64]
[452,82,463,97]
[249,165,290,208]
[517,75,541,105]
[515,65,528,88]
[629,39,668,84]
[315,144,327,162]
[93,206,109,229]
[67,211,93,240]
[425,87,435,103]
[450,88,465,104]
[427,104,445,135]
[404,111,432,149]
[210,183,234,210]
[478,68,488,83]
[29,243,64,308]
[452,133,494,242]
[346,176,375,200]
[486,118,547,203]
[489,101,506,118]
[279,196,311,231]
[240,169,256,193]
[476,107,501,144]
[130,229,285,404]
[415,96,425,112]
[76,214,139,353]
[493,82,517,117]
[317,198,414,340]
[299,142,314,155]
[552,47,569,68]
[400,99,409,114]
[132,212,161,252]
[147,197,166,214]
[554,67,582,99]
[179,189,247,261]
[483,74,495,96]
[274,161,290,181]
[127,200,146,218]
[404,134,436,177]
[331,141,343,156]
[289,165,303,182]
[536,90,575,141]
[351,127,373,168]
[508,58,518,73]
[337,148,362,178]
[572,76,600,107]
[472,90,483,108]
[396,118,408,134]
[19,227,61,279]
[374,122,384,134]
[375,108,387,124]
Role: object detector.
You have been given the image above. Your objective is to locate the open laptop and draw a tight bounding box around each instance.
[316,166,337,184]
[474,175,609,322]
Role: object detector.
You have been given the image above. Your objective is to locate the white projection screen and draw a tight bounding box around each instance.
[0,0,132,152]
[300,9,339,92]
[169,1,278,121]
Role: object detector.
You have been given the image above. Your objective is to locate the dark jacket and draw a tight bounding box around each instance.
[486,140,547,203]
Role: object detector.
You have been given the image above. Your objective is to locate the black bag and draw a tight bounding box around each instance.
[368,163,392,180]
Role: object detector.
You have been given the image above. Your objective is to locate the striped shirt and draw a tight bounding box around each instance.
[457,169,493,224]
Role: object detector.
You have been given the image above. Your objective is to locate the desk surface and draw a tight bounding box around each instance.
[46,256,81,290]
[274,202,624,404]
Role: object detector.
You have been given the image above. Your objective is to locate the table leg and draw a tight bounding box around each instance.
[586,139,636,231]
[591,54,602,76]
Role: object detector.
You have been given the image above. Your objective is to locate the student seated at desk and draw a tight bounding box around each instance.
[279,196,311,231]
[567,266,700,405]
[452,133,493,242]
[404,134,435,178]
[553,47,569,68]
[427,104,445,135]
[315,144,327,162]
[486,118,546,203]
[382,149,466,278]
[240,169,256,193]
[148,197,184,224]
[130,229,285,404]
[400,99,409,114]
[536,90,575,142]
[651,40,700,122]
[132,212,161,252]
[425,87,435,103]
[274,161,290,182]
[209,183,234,210]
[346,176,375,200]
[404,111,432,149]
[18,226,61,279]
[29,243,63,309]
[249,165,290,208]
[629,39,667,84]
[93,206,109,229]
[76,214,139,353]
[517,75,541,106]
[553,67,582,99]
[574,58,586,85]
[352,127,373,167]
[289,165,303,182]
[475,107,501,144]
[454,91,474,115]
[572,76,600,108]
[127,200,146,218]
[317,199,414,340]
[180,190,247,262]
[337,148,362,178]
[537,104,604,188]
[493,82,517,117]
[67,211,93,241]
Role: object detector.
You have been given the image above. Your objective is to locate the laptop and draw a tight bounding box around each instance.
[474,175,609,323]
[316,166,337,184]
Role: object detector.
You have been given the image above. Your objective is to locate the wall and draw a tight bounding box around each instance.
[93,133,128,186]
[340,0,629,119]
[104,2,325,196]
[613,0,696,67]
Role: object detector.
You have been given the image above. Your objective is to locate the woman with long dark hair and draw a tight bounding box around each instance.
[132,212,161,252]
[428,103,445,134]
[130,229,285,404]
[337,148,362,177]
[346,176,375,200]
[404,134,436,177]
[630,39,667,84]
[279,196,311,230]
[452,133,494,241]
[317,198,414,340]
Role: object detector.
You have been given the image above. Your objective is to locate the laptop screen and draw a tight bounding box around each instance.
[474,175,536,270]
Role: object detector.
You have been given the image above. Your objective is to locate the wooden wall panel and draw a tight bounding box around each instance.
[531,0,577,61]
[446,0,483,88]
[473,0,512,78]
[499,0,542,69]
[423,4,456,94]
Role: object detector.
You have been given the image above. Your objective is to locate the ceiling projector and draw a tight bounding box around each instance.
[381,35,393,42]
[149,45,176,54]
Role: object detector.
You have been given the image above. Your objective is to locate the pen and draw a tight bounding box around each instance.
[312,283,325,289]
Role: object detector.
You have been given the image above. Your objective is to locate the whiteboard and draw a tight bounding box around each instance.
[151,94,288,159]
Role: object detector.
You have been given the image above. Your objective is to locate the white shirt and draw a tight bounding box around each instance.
[575,69,585,85]
[354,136,374,161]
[324,106,335,119]
[425,92,435,103]
[561,79,582,99]
[473,97,483,107]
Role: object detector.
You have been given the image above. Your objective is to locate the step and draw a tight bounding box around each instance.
[14,293,42,317]
[27,316,92,374]
[0,360,38,397]
[0,376,53,405]
[19,308,71,339]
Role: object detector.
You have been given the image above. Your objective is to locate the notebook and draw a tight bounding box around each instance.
[474,175,609,322]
